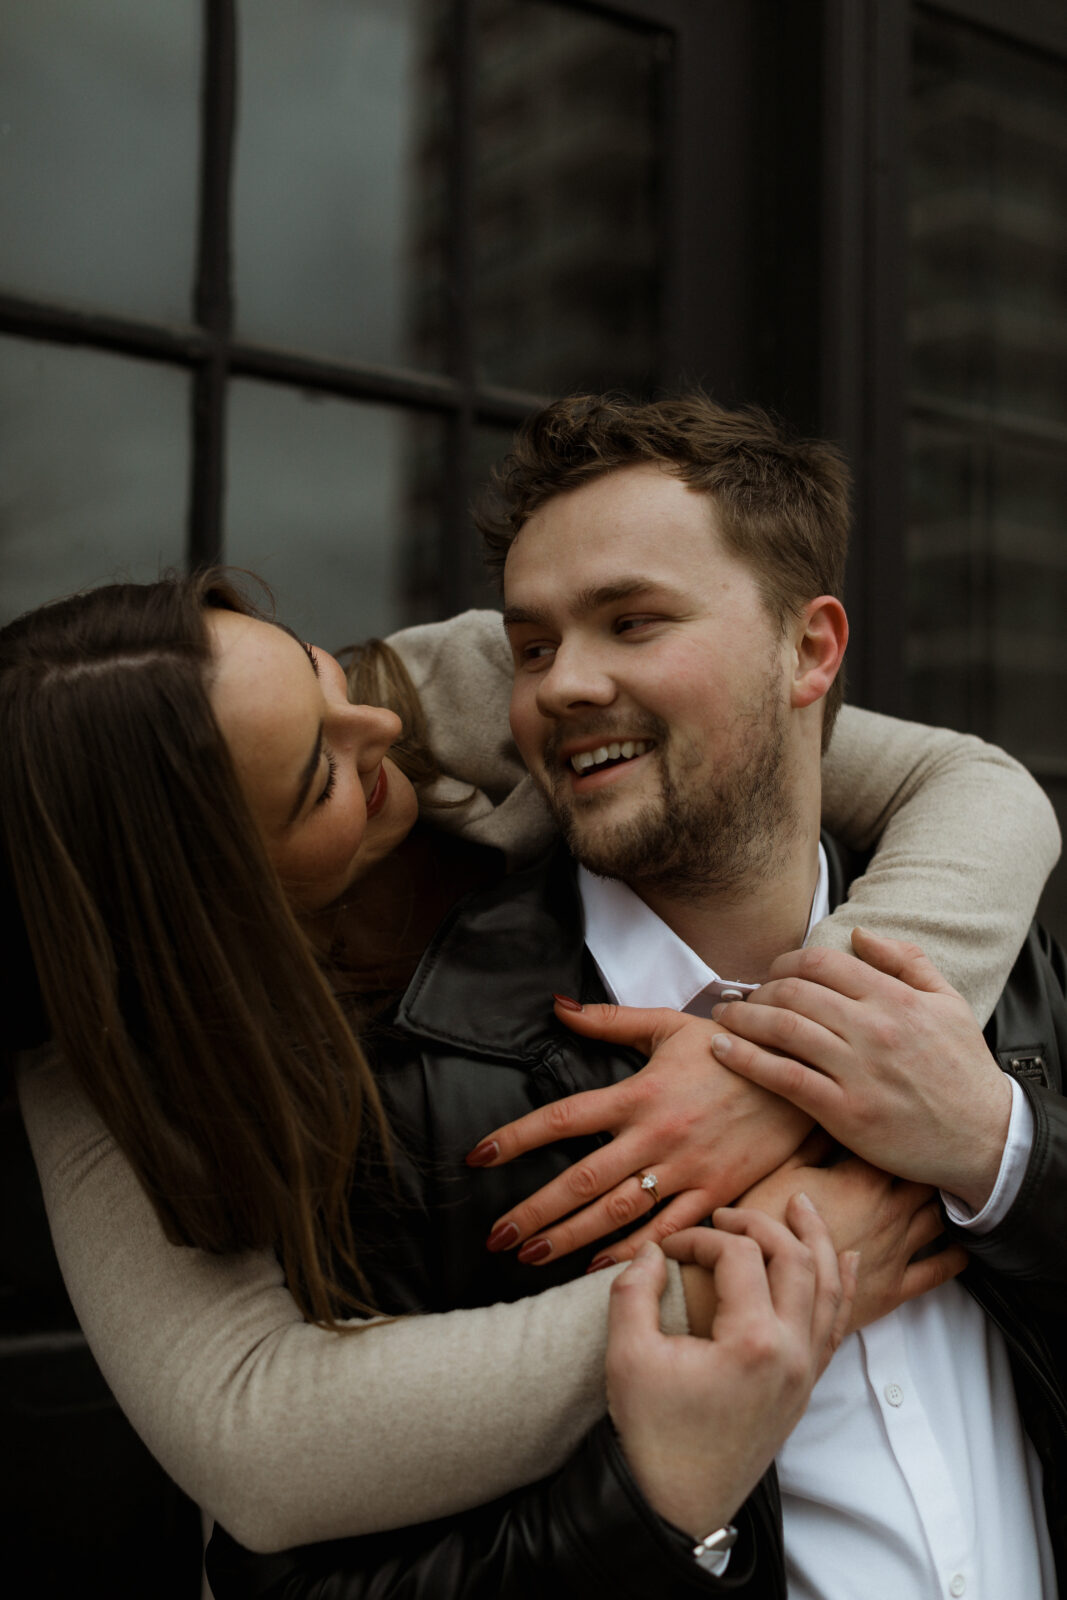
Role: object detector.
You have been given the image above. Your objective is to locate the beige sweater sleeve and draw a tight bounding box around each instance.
[813,706,1060,1021]
[17,1047,688,1553]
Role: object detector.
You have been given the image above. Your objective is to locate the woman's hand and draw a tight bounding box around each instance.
[708,929,1013,1211]
[466,1001,812,1266]
[607,1202,856,1539]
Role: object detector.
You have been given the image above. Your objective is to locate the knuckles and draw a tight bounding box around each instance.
[566,1163,603,1202]
[607,1186,644,1227]
[543,1098,577,1136]
[733,1323,786,1371]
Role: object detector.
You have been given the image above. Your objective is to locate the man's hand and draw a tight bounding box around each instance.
[607,1201,856,1539]
[738,1148,967,1329]
[466,1001,812,1265]
[679,1139,966,1338]
[708,928,1013,1211]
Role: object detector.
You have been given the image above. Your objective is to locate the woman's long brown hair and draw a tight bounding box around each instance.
[1,572,390,1327]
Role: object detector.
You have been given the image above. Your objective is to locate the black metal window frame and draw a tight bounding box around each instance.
[0,0,727,619]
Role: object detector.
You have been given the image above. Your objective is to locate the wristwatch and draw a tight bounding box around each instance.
[692,1523,738,1572]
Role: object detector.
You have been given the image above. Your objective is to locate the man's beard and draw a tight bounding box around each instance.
[541,688,797,902]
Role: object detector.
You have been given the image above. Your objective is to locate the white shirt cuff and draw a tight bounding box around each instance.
[941,1074,1034,1234]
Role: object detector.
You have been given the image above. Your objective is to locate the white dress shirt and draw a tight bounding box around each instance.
[579,857,1056,1600]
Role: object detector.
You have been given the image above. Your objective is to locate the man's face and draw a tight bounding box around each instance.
[503,462,800,898]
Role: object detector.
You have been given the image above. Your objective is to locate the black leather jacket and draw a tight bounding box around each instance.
[208,843,1067,1599]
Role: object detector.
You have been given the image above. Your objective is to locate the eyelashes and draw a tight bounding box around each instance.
[315,750,338,806]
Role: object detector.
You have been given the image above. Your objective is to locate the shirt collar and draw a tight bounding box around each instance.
[578,844,829,1013]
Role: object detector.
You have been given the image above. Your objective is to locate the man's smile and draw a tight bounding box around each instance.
[568,738,653,776]
[545,729,661,796]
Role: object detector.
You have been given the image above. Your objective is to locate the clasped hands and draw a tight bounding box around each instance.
[466,928,1013,1329]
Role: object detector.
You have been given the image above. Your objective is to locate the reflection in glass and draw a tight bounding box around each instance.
[910,19,1067,426]
[225,381,447,650]
[234,0,450,370]
[907,423,1067,768]
[468,0,664,395]
[906,15,1067,777]
[0,338,188,625]
[0,0,199,322]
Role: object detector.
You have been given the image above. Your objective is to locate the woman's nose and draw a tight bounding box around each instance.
[343,702,403,767]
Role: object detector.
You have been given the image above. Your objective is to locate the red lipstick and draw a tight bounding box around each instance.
[366,764,389,818]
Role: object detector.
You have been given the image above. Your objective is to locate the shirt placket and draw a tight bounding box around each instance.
[859,1317,976,1600]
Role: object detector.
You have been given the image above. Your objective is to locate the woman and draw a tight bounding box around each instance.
[8,574,1059,1555]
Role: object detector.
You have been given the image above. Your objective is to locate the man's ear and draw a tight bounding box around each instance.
[790,596,849,710]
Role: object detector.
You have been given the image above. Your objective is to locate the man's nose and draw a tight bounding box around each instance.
[534,644,616,718]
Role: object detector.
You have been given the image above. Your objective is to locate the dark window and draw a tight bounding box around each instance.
[905,4,1067,933]
[0,0,683,644]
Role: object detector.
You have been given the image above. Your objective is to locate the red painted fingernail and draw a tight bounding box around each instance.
[466,1140,499,1167]
[486,1221,519,1252]
[586,1254,616,1274]
[518,1238,553,1265]
[552,993,583,1012]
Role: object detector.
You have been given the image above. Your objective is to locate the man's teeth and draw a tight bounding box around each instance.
[570,739,651,774]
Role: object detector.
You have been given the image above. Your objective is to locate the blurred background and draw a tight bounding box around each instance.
[1,0,1065,1590]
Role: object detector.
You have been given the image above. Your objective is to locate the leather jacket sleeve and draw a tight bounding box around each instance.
[955,922,1067,1306]
[958,1080,1067,1296]
[206,1420,781,1600]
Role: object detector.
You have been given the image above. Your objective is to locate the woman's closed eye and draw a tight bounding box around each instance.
[315,751,338,807]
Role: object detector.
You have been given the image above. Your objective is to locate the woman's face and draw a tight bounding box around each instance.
[206,608,419,912]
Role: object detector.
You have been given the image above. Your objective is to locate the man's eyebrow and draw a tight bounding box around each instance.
[503,578,677,629]
[285,723,325,826]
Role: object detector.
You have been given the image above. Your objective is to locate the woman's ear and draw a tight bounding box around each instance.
[790,596,849,710]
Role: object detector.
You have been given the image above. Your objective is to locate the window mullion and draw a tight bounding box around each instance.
[189,0,237,568]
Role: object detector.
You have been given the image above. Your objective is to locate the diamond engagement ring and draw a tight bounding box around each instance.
[638,1171,660,1200]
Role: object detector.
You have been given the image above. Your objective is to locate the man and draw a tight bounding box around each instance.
[209,395,1067,1597]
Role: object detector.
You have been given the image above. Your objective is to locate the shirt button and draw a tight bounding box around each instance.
[883,1382,904,1407]
[719,987,746,1003]
[949,1576,966,1597]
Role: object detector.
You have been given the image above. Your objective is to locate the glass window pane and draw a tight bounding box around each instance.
[906,15,1067,782]
[472,0,665,395]
[905,420,984,733]
[234,0,450,371]
[0,1,200,323]
[225,381,448,651]
[910,17,1067,426]
[0,337,189,625]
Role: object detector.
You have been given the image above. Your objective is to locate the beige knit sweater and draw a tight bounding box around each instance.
[17,611,1060,1553]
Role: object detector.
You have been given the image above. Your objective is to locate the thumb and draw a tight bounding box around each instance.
[554,998,693,1054]
[849,927,958,997]
[607,1241,669,1351]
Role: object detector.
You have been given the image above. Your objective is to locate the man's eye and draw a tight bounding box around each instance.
[615,616,658,635]
[315,752,338,806]
[521,642,556,664]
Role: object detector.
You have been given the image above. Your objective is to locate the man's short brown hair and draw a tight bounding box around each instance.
[477,392,850,739]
